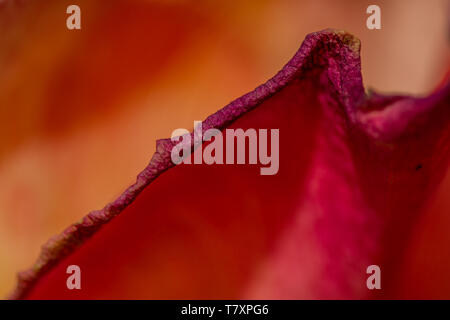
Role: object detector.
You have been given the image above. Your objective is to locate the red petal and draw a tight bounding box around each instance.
[11,30,450,299]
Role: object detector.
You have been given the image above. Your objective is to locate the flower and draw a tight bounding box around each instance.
[10,29,450,299]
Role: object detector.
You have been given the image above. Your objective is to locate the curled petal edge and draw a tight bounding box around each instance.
[9,28,450,299]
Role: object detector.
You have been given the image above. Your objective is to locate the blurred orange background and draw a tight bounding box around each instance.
[0,0,448,297]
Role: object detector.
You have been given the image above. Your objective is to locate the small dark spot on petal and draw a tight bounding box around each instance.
[415,164,423,171]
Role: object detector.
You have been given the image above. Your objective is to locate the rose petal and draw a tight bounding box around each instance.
[10,29,450,299]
